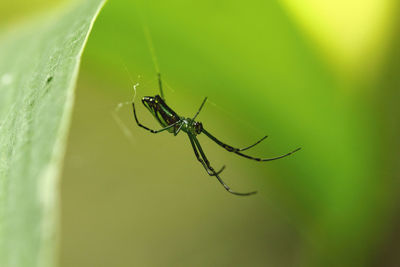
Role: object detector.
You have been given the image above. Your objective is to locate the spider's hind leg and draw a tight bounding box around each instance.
[192,97,208,121]
[189,133,257,196]
[239,135,268,152]
[187,134,225,176]
[202,128,301,161]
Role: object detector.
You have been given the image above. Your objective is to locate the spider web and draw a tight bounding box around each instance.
[112,22,264,147]
[111,72,139,146]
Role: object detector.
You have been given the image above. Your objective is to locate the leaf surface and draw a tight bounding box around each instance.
[0,1,106,266]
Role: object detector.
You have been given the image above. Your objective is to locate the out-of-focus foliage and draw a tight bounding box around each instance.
[2,0,400,267]
[282,0,395,81]
[0,1,105,266]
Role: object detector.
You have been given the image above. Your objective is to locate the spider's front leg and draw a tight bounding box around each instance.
[132,102,178,133]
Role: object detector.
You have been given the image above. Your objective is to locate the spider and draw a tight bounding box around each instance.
[132,73,301,196]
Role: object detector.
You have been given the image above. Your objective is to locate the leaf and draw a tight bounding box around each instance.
[0,0,106,266]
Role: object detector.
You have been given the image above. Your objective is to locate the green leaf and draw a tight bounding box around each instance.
[0,0,106,266]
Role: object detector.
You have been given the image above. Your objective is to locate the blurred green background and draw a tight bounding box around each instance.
[2,0,400,266]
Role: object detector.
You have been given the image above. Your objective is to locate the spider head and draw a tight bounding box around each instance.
[194,121,203,134]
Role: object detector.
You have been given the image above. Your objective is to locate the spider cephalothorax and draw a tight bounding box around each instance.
[132,73,301,196]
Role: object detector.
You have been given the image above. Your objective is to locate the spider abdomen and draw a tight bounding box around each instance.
[142,95,180,132]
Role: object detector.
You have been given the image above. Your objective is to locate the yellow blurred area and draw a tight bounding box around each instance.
[282,0,397,82]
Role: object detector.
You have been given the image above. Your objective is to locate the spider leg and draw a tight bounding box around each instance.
[174,123,184,136]
[236,135,269,152]
[192,97,208,121]
[157,73,165,100]
[188,134,225,176]
[202,128,301,161]
[190,133,257,196]
[132,102,179,133]
[190,97,267,151]
[189,97,266,151]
